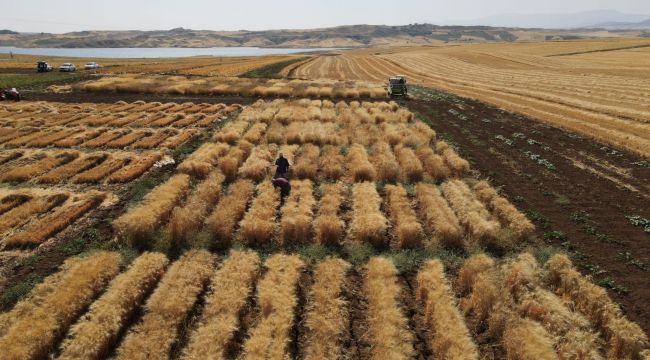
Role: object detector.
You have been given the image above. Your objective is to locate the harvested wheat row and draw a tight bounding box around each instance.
[0,193,68,234]
[280,179,315,244]
[205,179,255,249]
[132,129,175,149]
[5,192,106,247]
[0,251,120,360]
[80,129,129,148]
[0,193,30,216]
[303,258,351,360]
[239,181,280,245]
[116,250,214,360]
[240,254,305,360]
[473,181,535,240]
[54,128,105,147]
[106,152,162,183]
[347,143,376,182]
[1,151,78,182]
[38,153,107,184]
[113,174,190,246]
[385,184,424,248]
[242,122,268,144]
[214,120,249,144]
[160,129,197,148]
[547,254,649,359]
[294,144,320,179]
[415,147,452,181]
[181,250,259,360]
[395,145,424,182]
[320,145,345,181]
[350,182,388,247]
[314,183,345,245]
[441,180,501,245]
[0,150,22,165]
[365,257,414,360]
[58,252,168,360]
[238,145,275,181]
[106,130,150,148]
[177,142,230,178]
[73,153,131,183]
[416,259,479,359]
[415,183,464,248]
[26,128,78,147]
[371,141,400,183]
[169,171,225,245]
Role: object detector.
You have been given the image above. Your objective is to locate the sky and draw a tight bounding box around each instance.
[1,0,649,33]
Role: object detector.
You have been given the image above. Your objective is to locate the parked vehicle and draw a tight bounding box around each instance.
[1,88,21,101]
[84,62,99,70]
[37,61,53,72]
[59,63,76,72]
[387,75,407,97]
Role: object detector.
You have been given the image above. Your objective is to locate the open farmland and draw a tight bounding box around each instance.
[292,38,650,158]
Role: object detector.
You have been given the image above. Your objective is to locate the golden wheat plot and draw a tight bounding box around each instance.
[215,120,250,145]
[178,142,230,178]
[320,145,345,181]
[302,258,350,360]
[182,250,259,360]
[205,179,255,249]
[347,143,376,182]
[280,179,315,245]
[350,182,389,247]
[116,250,214,360]
[364,257,414,360]
[238,145,275,181]
[473,181,535,240]
[0,252,120,360]
[169,171,225,245]
[113,174,190,246]
[5,192,106,247]
[384,184,424,248]
[58,253,168,360]
[457,254,499,322]
[415,183,464,248]
[314,183,346,245]
[240,254,304,360]
[441,180,501,246]
[436,142,470,176]
[294,144,320,179]
[239,181,280,245]
[416,259,479,359]
[395,145,424,182]
[547,255,649,359]
[371,141,400,183]
[219,144,250,181]
[416,147,452,182]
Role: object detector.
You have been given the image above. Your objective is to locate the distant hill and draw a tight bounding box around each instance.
[0,23,645,48]
[589,19,650,30]
[448,10,649,29]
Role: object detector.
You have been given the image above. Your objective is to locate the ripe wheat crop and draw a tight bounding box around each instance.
[395,145,424,182]
[38,153,107,184]
[280,179,315,244]
[113,174,190,246]
[73,153,131,183]
[415,183,464,248]
[350,182,388,247]
[314,183,346,245]
[473,181,535,240]
[364,257,414,360]
[240,254,304,360]
[238,145,274,181]
[347,144,376,182]
[58,252,168,360]
[177,142,230,178]
[320,145,345,181]
[181,250,259,360]
[239,181,280,245]
[384,184,424,248]
[106,152,162,183]
[371,141,400,183]
[294,144,320,179]
[205,179,255,249]
[415,147,452,181]
[0,193,68,234]
[1,151,78,182]
[115,250,213,360]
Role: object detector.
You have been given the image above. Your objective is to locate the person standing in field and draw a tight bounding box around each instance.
[274,152,290,179]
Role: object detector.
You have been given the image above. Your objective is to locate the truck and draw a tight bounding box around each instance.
[387,75,407,97]
[37,61,53,72]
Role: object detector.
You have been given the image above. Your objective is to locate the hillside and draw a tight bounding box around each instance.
[0,24,645,48]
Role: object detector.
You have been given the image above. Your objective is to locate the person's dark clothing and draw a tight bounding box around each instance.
[272,177,291,198]
[274,156,290,178]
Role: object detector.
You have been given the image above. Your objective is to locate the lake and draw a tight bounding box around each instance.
[0,46,340,59]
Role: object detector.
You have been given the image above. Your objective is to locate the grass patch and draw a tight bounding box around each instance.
[0,72,88,89]
[242,56,310,78]
[1,273,42,307]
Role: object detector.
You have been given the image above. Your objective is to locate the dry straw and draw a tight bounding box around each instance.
[240,254,304,360]
[314,183,346,245]
[181,250,259,360]
[115,250,214,360]
[385,184,424,248]
[303,258,351,360]
[473,181,534,240]
[177,142,230,178]
[415,183,464,248]
[280,179,316,244]
[238,145,274,182]
[320,145,345,181]
[347,144,376,182]
[113,174,190,246]
[416,259,479,359]
[205,179,255,249]
[0,251,120,360]
[395,145,424,182]
[364,257,414,360]
[239,181,280,245]
[371,141,400,183]
[294,144,320,179]
[58,252,168,360]
[350,182,389,247]
[416,147,452,181]
[0,193,68,234]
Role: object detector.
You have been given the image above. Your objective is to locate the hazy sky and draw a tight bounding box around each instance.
[1,0,649,33]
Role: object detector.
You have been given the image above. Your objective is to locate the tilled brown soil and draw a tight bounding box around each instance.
[404,87,650,334]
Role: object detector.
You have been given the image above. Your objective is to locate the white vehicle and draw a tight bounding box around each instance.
[84,62,99,70]
[59,63,76,72]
